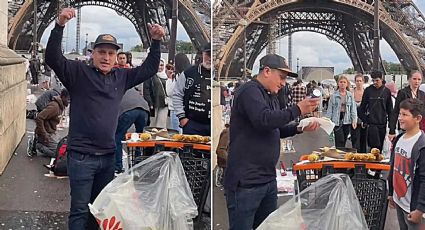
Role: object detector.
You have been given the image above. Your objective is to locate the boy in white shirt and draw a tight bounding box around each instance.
[388,98,425,229]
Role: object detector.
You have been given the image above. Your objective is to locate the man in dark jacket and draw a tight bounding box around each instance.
[45,8,164,230]
[388,99,425,229]
[35,89,69,157]
[358,71,393,151]
[173,43,211,136]
[389,71,425,141]
[29,55,41,85]
[224,54,320,229]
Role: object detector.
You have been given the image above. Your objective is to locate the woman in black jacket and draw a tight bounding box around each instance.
[389,71,425,141]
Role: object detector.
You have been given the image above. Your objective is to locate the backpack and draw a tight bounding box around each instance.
[52,136,68,176]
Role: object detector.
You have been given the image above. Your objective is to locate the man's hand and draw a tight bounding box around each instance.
[298,120,320,132]
[388,134,396,142]
[388,196,395,209]
[297,98,320,115]
[58,8,76,26]
[352,122,357,130]
[407,209,424,224]
[148,23,165,40]
[179,118,189,128]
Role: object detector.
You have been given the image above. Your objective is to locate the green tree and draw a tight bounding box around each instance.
[382,60,405,74]
[175,40,193,54]
[131,44,144,52]
[342,67,355,74]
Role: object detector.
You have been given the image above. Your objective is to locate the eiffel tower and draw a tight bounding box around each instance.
[8,0,210,52]
[213,0,425,80]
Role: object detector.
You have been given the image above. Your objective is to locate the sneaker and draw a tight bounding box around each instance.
[114,169,124,177]
[43,164,53,170]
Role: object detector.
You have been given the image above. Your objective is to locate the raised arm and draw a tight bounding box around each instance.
[45,8,80,91]
[125,24,165,89]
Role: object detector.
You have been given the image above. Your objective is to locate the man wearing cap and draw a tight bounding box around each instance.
[45,8,164,230]
[358,70,394,151]
[173,43,211,136]
[224,54,321,229]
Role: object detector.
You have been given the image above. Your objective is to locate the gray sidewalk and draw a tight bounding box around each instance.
[0,84,69,229]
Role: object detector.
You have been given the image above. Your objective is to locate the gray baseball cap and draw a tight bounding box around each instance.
[259,54,298,77]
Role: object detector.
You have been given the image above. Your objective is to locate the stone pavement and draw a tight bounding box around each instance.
[0,84,69,229]
[0,83,210,229]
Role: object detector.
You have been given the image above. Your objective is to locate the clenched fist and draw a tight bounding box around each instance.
[148,23,165,41]
[57,8,76,26]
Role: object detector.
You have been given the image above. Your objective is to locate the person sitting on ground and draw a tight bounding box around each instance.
[35,87,64,112]
[35,89,70,157]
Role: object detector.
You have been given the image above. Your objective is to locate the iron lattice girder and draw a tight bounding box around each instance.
[8,0,210,52]
[224,10,378,79]
[214,0,425,80]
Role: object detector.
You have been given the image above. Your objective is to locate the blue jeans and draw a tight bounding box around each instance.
[67,150,115,230]
[225,180,277,230]
[170,110,182,133]
[114,108,148,171]
[182,119,210,136]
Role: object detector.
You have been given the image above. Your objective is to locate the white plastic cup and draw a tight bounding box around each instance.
[130,133,139,142]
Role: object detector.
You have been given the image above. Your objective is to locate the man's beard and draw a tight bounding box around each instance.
[202,61,211,70]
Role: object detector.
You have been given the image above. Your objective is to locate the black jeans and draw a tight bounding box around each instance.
[182,119,210,136]
[351,125,367,153]
[367,124,387,151]
[334,124,351,148]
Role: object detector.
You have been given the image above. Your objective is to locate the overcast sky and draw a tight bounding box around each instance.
[40,6,190,52]
[251,0,425,74]
[40,1,425,74]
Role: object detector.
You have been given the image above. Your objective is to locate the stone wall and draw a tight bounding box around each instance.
[0,47,26,175]
[212,82,223,168]
[0,0,7,45]
[0,1,26,175]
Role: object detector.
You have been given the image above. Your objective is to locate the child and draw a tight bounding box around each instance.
[388,98,425,229]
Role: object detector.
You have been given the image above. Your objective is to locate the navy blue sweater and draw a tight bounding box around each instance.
[224,79,301,191]
[46,23,160,154]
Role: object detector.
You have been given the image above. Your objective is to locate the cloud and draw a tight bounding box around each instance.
[40,6,190,52]
[252,32,351,74]
[250,2,425,75]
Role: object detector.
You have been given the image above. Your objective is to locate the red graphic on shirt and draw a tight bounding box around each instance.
[393,148,411,199]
